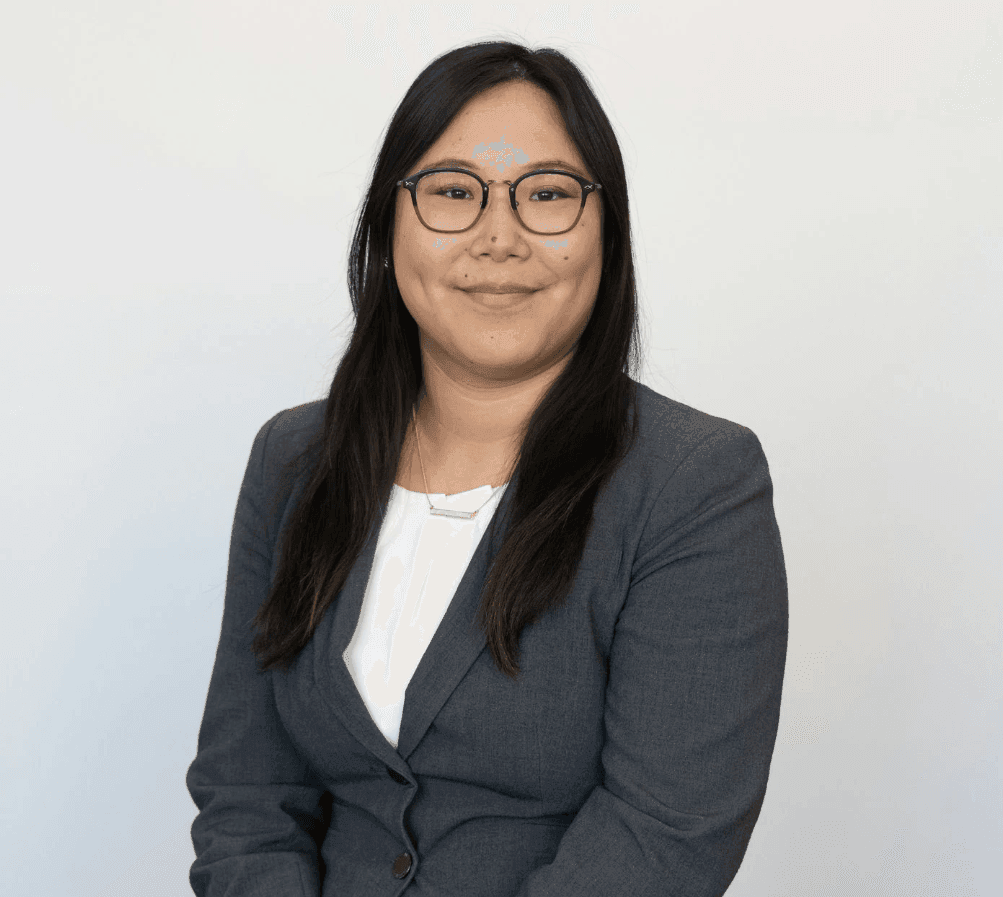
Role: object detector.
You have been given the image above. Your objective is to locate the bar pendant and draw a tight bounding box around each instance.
[429,507,476,519]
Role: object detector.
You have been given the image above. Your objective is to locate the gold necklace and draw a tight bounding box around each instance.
[411,403,501,519]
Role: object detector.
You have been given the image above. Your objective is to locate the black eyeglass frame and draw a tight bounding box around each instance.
[395,167,603,235]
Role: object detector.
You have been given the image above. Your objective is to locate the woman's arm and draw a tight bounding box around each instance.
[514,424,789,896]
[186,412,327,897]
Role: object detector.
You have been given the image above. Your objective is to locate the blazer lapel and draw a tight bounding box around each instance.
[307,472,520,762]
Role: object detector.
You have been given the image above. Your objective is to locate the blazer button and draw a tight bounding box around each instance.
[392,851,412,878]
[387,766,410,785]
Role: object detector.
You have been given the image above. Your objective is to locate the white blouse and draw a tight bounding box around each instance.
[342,480,510,748]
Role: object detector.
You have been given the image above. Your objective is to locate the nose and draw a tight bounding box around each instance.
[481,180,521,229]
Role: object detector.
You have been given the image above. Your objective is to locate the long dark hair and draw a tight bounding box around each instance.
[251,40,644,680]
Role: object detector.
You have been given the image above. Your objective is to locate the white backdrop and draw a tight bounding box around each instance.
[2,3,1000,895]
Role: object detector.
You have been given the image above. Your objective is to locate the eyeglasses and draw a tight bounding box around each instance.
[395,167,602,235]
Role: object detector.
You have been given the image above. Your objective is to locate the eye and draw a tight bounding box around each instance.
[435,187,475,200]
[529,188,572,202]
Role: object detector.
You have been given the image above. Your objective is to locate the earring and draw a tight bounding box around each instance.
[384,258,389,269]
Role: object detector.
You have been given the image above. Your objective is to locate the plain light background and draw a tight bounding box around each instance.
[2,2,1000,895]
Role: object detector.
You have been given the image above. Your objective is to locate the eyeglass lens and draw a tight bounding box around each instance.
[415,172,583,233]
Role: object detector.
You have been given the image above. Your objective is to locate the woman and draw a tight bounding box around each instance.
[187,40,788,897]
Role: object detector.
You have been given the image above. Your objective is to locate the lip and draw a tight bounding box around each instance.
[460,285,538,294]
[464,289,535,310]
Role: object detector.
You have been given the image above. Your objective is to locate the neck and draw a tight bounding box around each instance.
[412,350,571,462]
[407,371,561,469]
[400,344,575,494]
[408,401,516,493]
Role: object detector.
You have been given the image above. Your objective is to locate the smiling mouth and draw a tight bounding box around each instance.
[461,287,537,295]
[465,288,537,296]
[464,289,536,307]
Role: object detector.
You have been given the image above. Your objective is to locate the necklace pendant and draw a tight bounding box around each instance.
[429,506,477,519]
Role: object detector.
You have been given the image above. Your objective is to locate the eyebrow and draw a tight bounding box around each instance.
[422,157,590,179]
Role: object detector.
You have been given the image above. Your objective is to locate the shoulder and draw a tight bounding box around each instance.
[258,399,327,458]
[243,399,327,493]
[602,380,775,537]
[630,380,764,472]
[617,381,784,609]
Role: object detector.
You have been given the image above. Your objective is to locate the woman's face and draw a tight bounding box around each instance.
[392,79,604,388]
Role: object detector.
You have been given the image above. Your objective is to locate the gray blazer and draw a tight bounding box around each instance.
[186,381,788,896]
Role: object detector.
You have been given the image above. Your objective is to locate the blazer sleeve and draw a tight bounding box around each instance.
[514,424,788,897]
[186,412,328,897]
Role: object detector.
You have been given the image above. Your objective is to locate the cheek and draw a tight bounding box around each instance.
[398,223,457,266]
[432,236,459,253]
[539,244,600,276]
[538,212,602,270]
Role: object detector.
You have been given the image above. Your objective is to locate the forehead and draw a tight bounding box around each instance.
[416,81,589,176]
